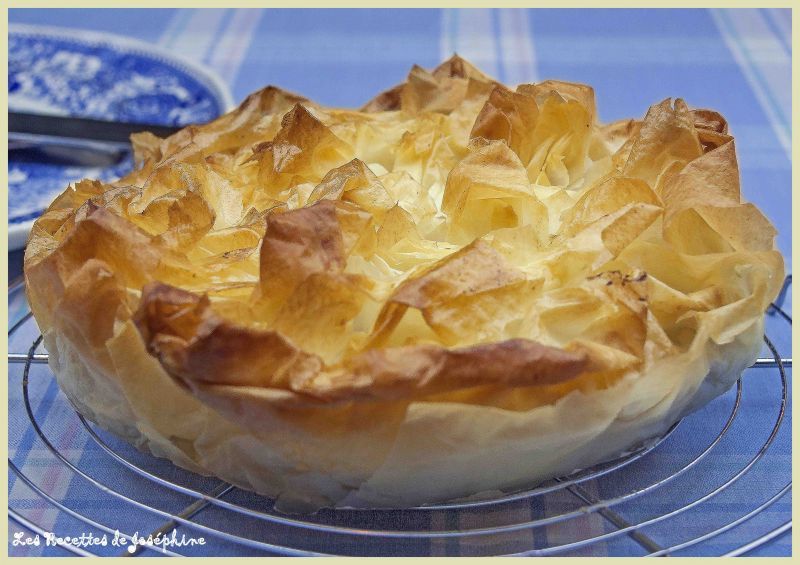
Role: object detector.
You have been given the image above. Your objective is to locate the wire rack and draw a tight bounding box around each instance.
[7,275,792,557]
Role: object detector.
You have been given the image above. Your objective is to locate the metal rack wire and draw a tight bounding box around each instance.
[7,276,792,556]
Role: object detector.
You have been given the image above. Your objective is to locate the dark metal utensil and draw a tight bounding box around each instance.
[8,111,184,144]
[8,112,186,167]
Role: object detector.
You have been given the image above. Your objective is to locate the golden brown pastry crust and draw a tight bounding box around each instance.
[24,56,784,509]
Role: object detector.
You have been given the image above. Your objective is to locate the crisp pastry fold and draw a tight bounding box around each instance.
[25,56,783,510]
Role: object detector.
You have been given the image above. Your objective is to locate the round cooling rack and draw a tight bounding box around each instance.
[7,275,792,556]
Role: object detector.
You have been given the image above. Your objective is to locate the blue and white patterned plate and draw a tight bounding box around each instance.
[8,24,235,250]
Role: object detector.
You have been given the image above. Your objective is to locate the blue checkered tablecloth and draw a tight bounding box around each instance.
[7,8,792,557]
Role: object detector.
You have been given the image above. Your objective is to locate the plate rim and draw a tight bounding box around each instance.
[8,23,236,250]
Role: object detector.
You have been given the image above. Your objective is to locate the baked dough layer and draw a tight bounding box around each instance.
[25,57,783,509]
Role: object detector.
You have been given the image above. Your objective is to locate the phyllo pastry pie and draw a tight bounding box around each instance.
[24,56,784,510]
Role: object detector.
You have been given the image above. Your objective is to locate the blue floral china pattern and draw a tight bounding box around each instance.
[8,25,234,250]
